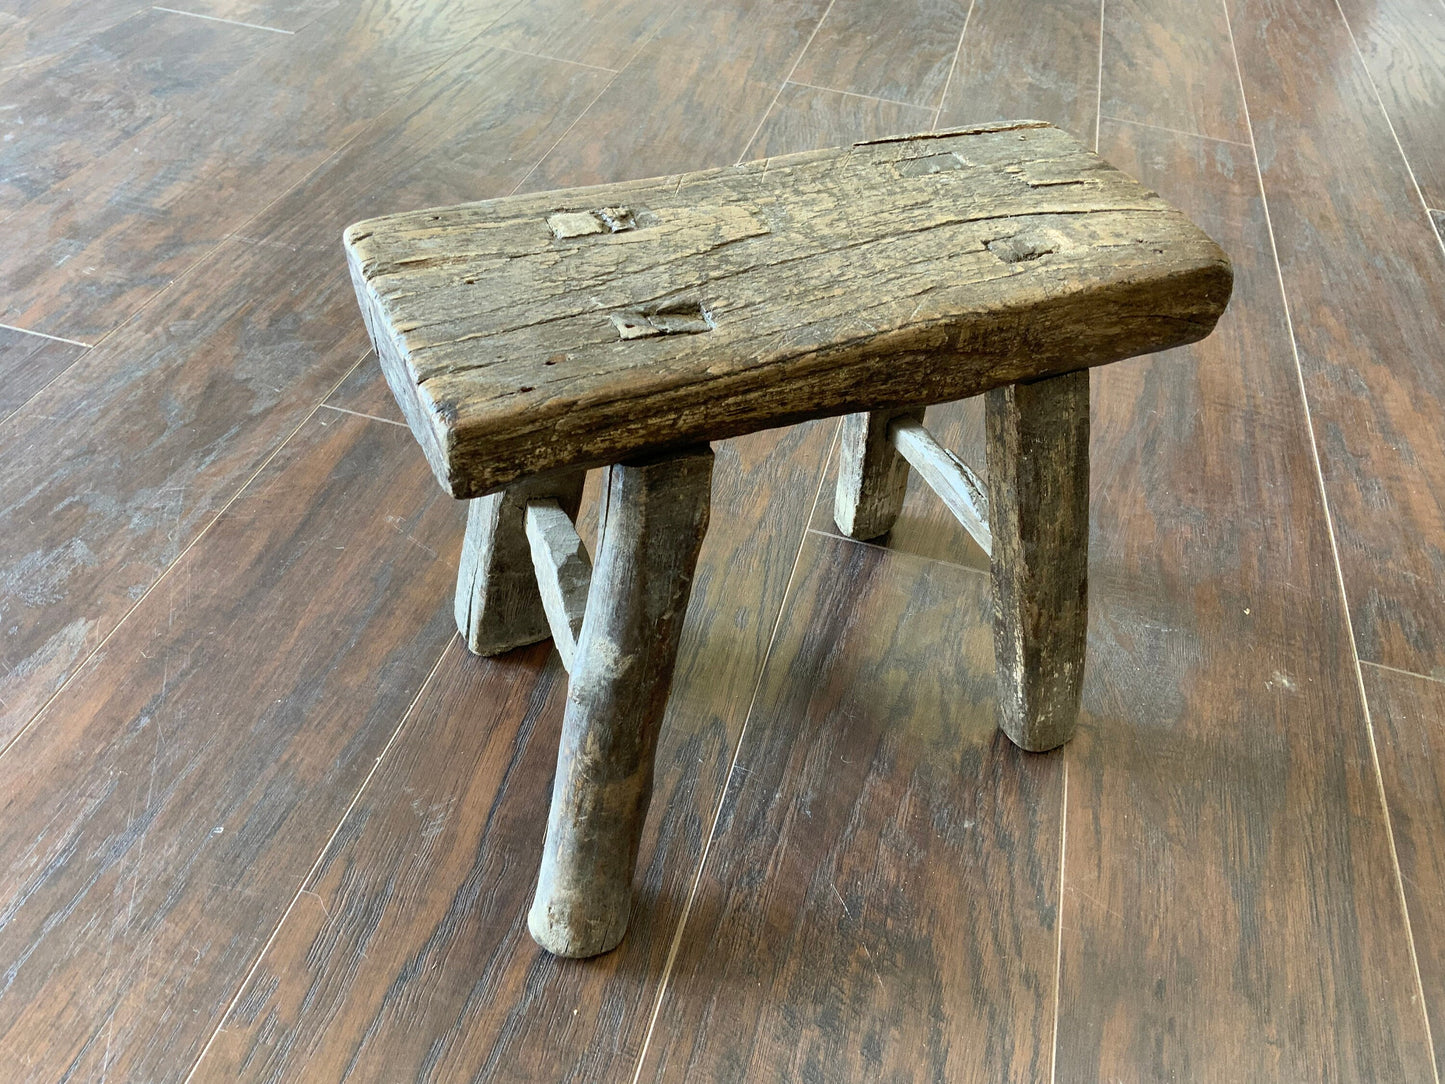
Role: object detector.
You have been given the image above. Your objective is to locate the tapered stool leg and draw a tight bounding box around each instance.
[833,406,925,540]
[454,473,586,655]
[528,446,713,958]
[985,371,1089,752]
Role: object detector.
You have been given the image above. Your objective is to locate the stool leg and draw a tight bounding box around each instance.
[528,446,713,957]
[455,472,585,656]
[985,371,1089,752]
[833,406,926,540]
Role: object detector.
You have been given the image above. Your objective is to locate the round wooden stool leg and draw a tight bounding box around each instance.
[833,406,926,541]
[528,445,713,958]
[985,371,1090,752]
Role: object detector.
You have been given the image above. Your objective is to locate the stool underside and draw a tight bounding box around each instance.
[345,120,1232,498]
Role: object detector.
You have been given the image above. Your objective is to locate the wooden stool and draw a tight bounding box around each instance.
[344,121,1232,958]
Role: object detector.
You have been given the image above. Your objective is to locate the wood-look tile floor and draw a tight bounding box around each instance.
[1,0,1443,1079]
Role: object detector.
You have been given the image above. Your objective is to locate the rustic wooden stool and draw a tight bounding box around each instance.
[344,121,1232,959]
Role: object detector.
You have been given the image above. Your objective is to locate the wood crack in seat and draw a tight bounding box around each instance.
[344,120,1233,959]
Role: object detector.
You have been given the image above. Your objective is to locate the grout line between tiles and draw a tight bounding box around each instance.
[628,420,843,1084]
[0,322,92,348]
[1098,113,1251,147]
[483,41,619,73]
[1360,659,1445,689]
[784,78,934,111]
[151,6,294,34]
[736,0,839,163]
[1223,4,1441,1081]
[1049,760,1069,1084]
[319,402,408,428]
[1094,0,1105,152]
[930,0,976,130]
[181,636,458,1082]
[805,526,989,577]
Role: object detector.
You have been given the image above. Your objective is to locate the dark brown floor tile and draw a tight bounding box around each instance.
[523,0,834,187]
[1234,0,1445,678]
[936,0,1100,140]
[0,411,464,1082]
[791,0,970,108]
[0,326,86,422]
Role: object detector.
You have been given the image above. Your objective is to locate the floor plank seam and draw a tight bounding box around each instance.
[0,321,92,348]
[482,41,619,74]
[929,0,977,129]
[1093,0,1104,152]
[785,78,932,111]
[736,0,840,164]
[507,4,682,196]
[804,526,989,578]
[1049,760,1069,1084]
[628,419,843,1084]
[1223,4,1442,1079]
[1360,659,1445,689]
[180,636,459,1083]
[318,403,409,428]
[1098,113,1251,148]
[1328,0,1445,262]
[0,348,372,769]
[150,6,294,35]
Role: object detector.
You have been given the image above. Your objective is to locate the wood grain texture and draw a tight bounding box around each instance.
[833,407,925,540]
[522,0,834,188]
[0,43,607,751]
[0,0,139,72]
[530,447,713,958]
[1362,662,1445,1075]
[1233,0,1445,677]
[475,0,673,71]
[1335,0,1445,209]
[0,0,521,341]
[0,8,268,215]
[890,416,991,553]
[197,419,841,1082]
[0,409,465,1083]
[525,498,593,669]
[935,0,1100,138]
[986,371,1089,752]
[789,0,970,107]
[1099,0,1249,142]
[349,123,1231,498]
[0,326,86,422]
[167,0,342,34]
[1049,116,1435,1082]
[636,532,1063,1083]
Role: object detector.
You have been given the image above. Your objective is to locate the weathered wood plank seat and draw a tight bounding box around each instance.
[344,121,1232,959]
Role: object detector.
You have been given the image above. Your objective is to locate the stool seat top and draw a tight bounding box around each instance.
[345,121,1231,498]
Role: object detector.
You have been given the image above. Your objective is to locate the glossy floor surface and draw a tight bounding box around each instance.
[2,0,1444,1080]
